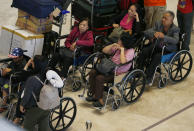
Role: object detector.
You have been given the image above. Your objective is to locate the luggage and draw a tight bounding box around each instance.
[0,25,44,58]
[16,9,52,34]
[119,0,138,10]
[72,0,119,28]
[73,0,118,16]
[11,0,61,18]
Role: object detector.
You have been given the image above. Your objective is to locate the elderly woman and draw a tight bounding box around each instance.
[49,17,94,78]
[86,32,136,108]
[108,4,144,42]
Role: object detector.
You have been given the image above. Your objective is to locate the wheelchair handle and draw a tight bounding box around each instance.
[0,58,13,63]
[58,34,69,39]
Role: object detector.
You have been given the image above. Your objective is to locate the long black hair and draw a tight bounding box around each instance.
[33,55,49,81]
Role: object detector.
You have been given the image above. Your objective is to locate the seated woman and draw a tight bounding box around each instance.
[108,3,144,43]
[49,17,94,78]
[86,32,136,108]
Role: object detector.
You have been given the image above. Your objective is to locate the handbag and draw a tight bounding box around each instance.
[59,47,73,58]
[95,57,117,75]
[108,26,124,42]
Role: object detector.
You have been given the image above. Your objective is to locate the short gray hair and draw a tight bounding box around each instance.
[164,10,175,20]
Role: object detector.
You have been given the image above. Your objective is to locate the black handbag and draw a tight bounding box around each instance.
[59,47,74,58]
[95,57,117,75]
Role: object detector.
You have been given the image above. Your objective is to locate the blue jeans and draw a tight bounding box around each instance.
[177,10,194,50]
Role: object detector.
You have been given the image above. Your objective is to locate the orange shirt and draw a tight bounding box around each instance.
[144,0,166,6]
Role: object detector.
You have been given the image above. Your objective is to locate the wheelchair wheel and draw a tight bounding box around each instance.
[169,50,193,82]
[6,102,17,121]
[123,70,145,104]
[81,52,99,84]
[49,97,77,131]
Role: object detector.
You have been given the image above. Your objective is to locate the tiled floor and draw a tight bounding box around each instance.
[0,0,194,131]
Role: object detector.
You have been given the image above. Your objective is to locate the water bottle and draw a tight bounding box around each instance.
[86,120,92,131]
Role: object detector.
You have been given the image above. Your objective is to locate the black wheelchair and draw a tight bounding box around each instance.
[79,35,146,110]
[141,33,193,88]
[0,57,77,131]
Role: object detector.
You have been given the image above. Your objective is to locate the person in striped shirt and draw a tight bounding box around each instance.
[86,32,136,108]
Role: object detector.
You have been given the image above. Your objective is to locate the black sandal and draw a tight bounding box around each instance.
[93,101,103,108]
[86,97,97,102]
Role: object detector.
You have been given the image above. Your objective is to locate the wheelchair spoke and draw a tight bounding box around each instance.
[182,66,189,71]
[182,59,190,66]
[134,88,140,95]
[51,115,60,122]
[171,67,178,73]
[179,68,183,79]
[125,89,132,98]
[64,114,72,119]
[134,77,141,86]
[55,117,62,130]
[63,100,70,113]
[180,53,186,65]
[61,115,65,129]
[64,106,75,114]
[53,110,60,115]
[125,87,131,90]
[172,63,179,66]
[130,89,134,101]
[174,69,179,80]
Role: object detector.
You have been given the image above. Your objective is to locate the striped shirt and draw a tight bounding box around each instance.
[111,48,135,75]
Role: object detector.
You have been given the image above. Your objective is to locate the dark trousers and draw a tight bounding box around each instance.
[49,52,73,78]
[137,43,170,79]
[89,69,114,99]
[24,107,50,131]
[177,10,194,50]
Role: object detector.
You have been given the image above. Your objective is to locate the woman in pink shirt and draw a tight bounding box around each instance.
[108,4,143,42]
[86,32,135,108]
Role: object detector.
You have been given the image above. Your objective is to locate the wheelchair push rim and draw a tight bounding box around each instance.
[81,52,99,84]
[49,97,77,131]
[169,50,193,82]
[122,69,146,104]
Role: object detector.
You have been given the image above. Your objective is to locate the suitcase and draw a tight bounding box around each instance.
[72,1,118,28]
[73,0,118,16]
[11,0,61,18]
[119,0,138,10]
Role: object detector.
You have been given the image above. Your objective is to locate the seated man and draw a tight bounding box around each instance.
[137,11,180,84]
[0,48,27,112]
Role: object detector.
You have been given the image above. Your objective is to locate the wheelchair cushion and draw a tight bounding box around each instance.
[161,52,176,63]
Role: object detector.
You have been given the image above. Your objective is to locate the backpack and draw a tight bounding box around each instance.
[32,76,60,110]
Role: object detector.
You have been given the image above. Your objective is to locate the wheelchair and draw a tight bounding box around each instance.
[143,33,193,88]
[0,56,30,122]
[49,96,77,131]
[79,49,146,110]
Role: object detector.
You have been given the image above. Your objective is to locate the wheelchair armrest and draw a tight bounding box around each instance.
[116,59,133,68]
[0,58,13,63]
[57,34,69,40]
[74,45,94,53]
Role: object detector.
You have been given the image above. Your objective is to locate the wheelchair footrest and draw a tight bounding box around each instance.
[78,95,86,101]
